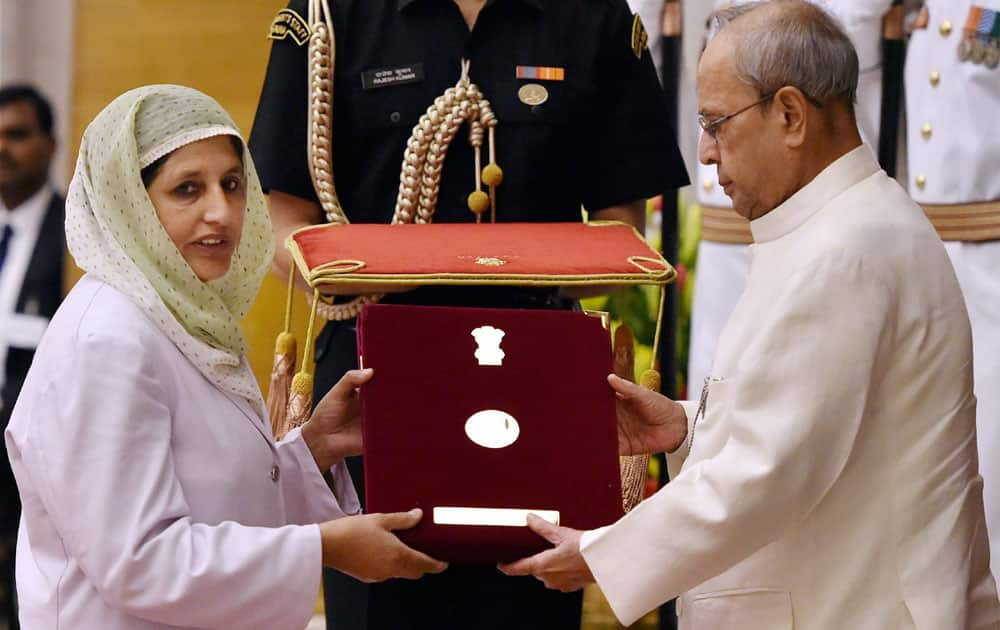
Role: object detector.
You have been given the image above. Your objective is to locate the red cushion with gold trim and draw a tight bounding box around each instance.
[288,222,674,289]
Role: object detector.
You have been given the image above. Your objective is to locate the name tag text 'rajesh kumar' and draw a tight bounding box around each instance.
[361,63,425,90]
[433,507,560,527]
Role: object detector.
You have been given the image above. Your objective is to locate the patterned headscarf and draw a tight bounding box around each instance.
[65,85,274,408]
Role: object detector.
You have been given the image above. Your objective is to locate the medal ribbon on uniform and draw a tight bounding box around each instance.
[959,5,1000,68]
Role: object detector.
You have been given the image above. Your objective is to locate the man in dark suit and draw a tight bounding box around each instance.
[0,84,64,630]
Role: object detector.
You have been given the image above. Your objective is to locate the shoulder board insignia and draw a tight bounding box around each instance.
[268,8,311,46]
[631,14,649,60]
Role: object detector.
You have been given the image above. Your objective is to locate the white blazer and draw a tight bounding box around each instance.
[582,147,1000,629]
[4,275,359,629]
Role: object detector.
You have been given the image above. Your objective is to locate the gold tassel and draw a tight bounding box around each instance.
[615,290,649,513]
[641,283,667,390]
[267,332,297,439]
[639,367,660,391]
[618,336,650,512]
[285,370,315,436]
[267,266,299,440]
[483,127,503,223]
[619,286,667,513]
[285,288,321,436]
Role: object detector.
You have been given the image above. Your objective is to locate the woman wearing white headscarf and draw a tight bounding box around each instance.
[3,85,445,630]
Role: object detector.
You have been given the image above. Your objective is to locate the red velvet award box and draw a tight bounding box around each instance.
[357,303,624,564]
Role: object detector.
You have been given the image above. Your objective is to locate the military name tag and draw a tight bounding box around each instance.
[267,9,310,46]
[361,63,425,90]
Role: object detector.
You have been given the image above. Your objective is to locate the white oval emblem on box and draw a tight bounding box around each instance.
[465,410,520,448]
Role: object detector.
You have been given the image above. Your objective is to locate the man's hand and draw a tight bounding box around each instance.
[496,515,595,592]
[320,509,448,582]
[609,374,688,455]
[301,369,373,471]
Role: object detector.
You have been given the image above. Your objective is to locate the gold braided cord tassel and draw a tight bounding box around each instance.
[267,332,297,438]
[614,313,649,513]
[303,3,503,321]
[393,59,500,225]
[620,454,650,513]
[305,5,503,318]
[285,370,315,435]
[306,0,382,319]
[619,285,668,512]
[267,265,299,439]
[315,292,382,321]
[283,289,322,436]
[311,58,502,320]
[621,370,659,512]
[307,0,347,225]
[639,368,660,391]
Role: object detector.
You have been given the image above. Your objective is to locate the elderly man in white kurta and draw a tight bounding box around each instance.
[500,2,1000,628]
[688,0,893,399]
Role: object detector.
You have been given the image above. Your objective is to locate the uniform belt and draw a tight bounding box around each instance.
[700,205,753,244]
[922,201,1000,242]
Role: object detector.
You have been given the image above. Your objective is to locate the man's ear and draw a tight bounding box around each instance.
[774,86,809,149]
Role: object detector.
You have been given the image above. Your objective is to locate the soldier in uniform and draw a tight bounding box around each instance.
[688,0,894,395]
[905,0,1000,581]
[249,1,688,628]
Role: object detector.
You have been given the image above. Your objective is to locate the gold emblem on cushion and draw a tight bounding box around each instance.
[475,256,507,266]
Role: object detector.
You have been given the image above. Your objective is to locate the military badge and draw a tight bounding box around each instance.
[631,14,648,59]
[987,41,1000,68]
[958,5,1000,68]
[267,8,311,46]
[517,83,549,106]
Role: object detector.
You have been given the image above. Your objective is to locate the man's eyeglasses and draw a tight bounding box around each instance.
[698,93,775,141]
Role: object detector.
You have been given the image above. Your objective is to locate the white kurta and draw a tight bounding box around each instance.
[905,0,1000,582]
[582,146,1000,629]
[4,275,360,630]
[688,0,891,394]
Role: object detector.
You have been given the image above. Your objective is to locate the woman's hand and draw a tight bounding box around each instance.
[319,509,449,582]
[301,369,373,471]
[608,374,688,455]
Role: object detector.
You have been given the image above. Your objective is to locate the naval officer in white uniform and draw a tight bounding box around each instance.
[906,0,1000,582]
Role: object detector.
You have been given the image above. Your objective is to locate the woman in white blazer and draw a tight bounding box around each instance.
[3,85,446,630]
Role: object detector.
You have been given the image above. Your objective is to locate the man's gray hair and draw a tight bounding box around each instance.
[708,0,859,109]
